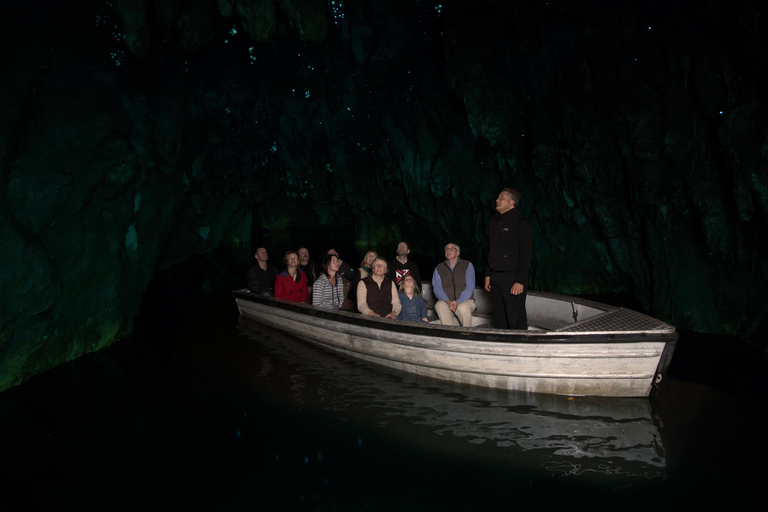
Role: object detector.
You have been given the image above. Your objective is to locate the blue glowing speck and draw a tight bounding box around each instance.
[719,111,723,115]
[358,437,362,447]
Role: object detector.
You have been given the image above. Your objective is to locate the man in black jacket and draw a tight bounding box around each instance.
[388,241,421,287]
[484,188,533,329]
[247,247,278,296]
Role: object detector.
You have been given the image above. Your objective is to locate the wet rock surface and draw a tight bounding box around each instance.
[1,0,766,390]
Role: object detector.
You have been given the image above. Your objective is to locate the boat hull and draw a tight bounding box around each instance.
[234,290,677,397]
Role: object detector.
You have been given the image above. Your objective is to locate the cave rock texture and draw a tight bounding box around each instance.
[1,0,766,391]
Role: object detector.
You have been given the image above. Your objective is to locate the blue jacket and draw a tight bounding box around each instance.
[397,292,428,322]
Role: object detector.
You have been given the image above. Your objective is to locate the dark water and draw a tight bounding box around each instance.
[1,293,766,511]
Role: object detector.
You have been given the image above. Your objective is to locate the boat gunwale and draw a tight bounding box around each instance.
[233,289,678,345]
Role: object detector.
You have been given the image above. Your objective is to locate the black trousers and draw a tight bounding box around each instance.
[489,271,527,329]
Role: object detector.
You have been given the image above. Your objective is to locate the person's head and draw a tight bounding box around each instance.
[255,247,268,262]
[372,258,388,277]
[327,248,340,260]
[444,243,460,261]
[396,242,410,257]
[298,247,310,265]
[320,253,340,277]
[398,274,421,294]
[495,188,520,214]
[283,250,299,268]
[360,250,377,268]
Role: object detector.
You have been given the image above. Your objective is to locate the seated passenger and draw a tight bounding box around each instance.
[397,275,428,323]
[357,258,401,319]
[356,250,378,281]
[312,253,345,309]
[432,242,476,326]
[275,250,309,303]
[387,241,421,288]
[328,247,357,310]
[298,247,319,298]
[247,247,278,296]
[326,248,355,281]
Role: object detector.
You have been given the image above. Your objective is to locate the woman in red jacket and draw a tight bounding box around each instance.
[275,250,309,303]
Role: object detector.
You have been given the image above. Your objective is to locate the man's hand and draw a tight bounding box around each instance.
[484,276,491,292]
[510,282,524,295]
[385,312,397,319]
[448,300,458,313]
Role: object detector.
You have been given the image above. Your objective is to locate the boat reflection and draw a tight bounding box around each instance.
[238,320,667,479]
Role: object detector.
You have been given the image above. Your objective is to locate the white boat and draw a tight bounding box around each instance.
[233,284,678,397]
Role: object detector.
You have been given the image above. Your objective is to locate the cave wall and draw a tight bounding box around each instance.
[1,0,766,392]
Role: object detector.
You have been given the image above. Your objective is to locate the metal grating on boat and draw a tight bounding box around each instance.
[557,308,670,332]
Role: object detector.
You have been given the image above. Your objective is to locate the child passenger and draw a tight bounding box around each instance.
[396,275,428,323]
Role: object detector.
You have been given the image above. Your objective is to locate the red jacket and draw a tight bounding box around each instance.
[275,269,308,303]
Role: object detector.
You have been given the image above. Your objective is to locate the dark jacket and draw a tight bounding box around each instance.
[247,263,278,295]
[486,208,533,285]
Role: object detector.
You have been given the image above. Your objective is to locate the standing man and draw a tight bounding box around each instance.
[388,241,421,287]
[247,247,278,296]
[484,188,533,329]
[432,243,476,326]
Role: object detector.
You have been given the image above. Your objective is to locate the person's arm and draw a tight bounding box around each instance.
[387,282,402,318]
[246,267,259,293]
[457,263,476,303]
[299,272,309,302]
[312,277,330,307]
[274,275,287,299]
[356,280,373,315]
[432,267,450,302]
[512,218,534,294]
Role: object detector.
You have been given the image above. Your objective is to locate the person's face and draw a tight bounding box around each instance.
[373,260,387,277]
[396,242,409,256]
[298,248,309,264]
[329,255,340,272]
[444,245,459,259]
[364,251,377,266]
[495,191,515,213]
[256,248,268,261]
[286,253,299,267]
[403,275,416,291]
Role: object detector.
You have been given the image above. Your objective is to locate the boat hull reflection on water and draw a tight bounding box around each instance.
[238,320,667,478]
[234,284,678,397]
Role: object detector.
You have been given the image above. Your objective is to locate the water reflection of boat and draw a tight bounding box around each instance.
[238,321,667,479]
